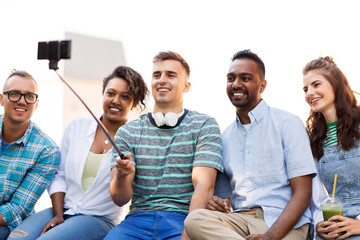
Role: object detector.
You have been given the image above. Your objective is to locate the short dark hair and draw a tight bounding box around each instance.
[232,49,265,80]
[103,66,149,110]
[153,51,190,77]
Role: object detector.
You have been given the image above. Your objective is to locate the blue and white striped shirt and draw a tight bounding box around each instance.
[0,115,60,229]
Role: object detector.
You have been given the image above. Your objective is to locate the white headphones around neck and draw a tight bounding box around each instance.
[152,109,185,127]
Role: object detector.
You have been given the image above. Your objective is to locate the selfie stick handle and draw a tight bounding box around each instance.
[54,70,126,159]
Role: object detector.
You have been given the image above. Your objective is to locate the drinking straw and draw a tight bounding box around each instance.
[331,174,338,208]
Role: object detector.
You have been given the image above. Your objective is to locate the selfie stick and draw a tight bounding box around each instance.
[53,70,126,159]
[38,40,125,159]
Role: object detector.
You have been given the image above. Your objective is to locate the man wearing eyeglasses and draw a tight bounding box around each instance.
[0,70,60,239]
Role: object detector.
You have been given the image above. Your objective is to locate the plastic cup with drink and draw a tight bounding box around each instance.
[321,197,343,221]
[321,174,344,237]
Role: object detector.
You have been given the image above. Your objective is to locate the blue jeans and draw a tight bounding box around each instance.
[104,212,187,240]
[8,208,116,240]
[0,226,10,240]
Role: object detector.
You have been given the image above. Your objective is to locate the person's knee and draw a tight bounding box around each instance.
[184,209,211,233]
[8,230,29,239]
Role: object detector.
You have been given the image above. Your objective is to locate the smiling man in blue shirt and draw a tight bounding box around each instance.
[0,70,59,239]
[185,50,317,240]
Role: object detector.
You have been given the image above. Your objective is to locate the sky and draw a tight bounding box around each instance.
[1,0,360,132]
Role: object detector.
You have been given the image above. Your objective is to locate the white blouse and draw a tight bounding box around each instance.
[48,116,123,222]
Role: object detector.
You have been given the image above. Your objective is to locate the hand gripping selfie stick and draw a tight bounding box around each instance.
[37,40,126,160]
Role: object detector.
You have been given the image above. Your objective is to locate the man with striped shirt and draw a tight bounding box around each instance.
[0,70,60,239]
[105,51,223,240]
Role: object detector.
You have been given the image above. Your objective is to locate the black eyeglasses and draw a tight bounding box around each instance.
[3,90,38,104]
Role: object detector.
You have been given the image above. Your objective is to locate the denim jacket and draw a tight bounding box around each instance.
[318,143,360,218]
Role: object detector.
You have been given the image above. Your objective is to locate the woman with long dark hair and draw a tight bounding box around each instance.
[303,56,360,239]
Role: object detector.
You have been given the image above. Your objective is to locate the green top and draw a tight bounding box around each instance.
[324,120,338,148]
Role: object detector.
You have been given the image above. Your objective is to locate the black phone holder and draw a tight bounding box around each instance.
[37,40,71,70]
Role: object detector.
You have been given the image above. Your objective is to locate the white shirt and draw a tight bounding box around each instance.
[48,116,123,222]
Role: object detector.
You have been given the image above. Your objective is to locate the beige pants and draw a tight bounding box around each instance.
[185,208,309,240]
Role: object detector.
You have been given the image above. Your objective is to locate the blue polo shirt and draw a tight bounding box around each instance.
[216,100,316,229]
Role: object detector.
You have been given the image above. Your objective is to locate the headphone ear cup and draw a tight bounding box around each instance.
[153,112,165,127]
[164,112,178,127]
